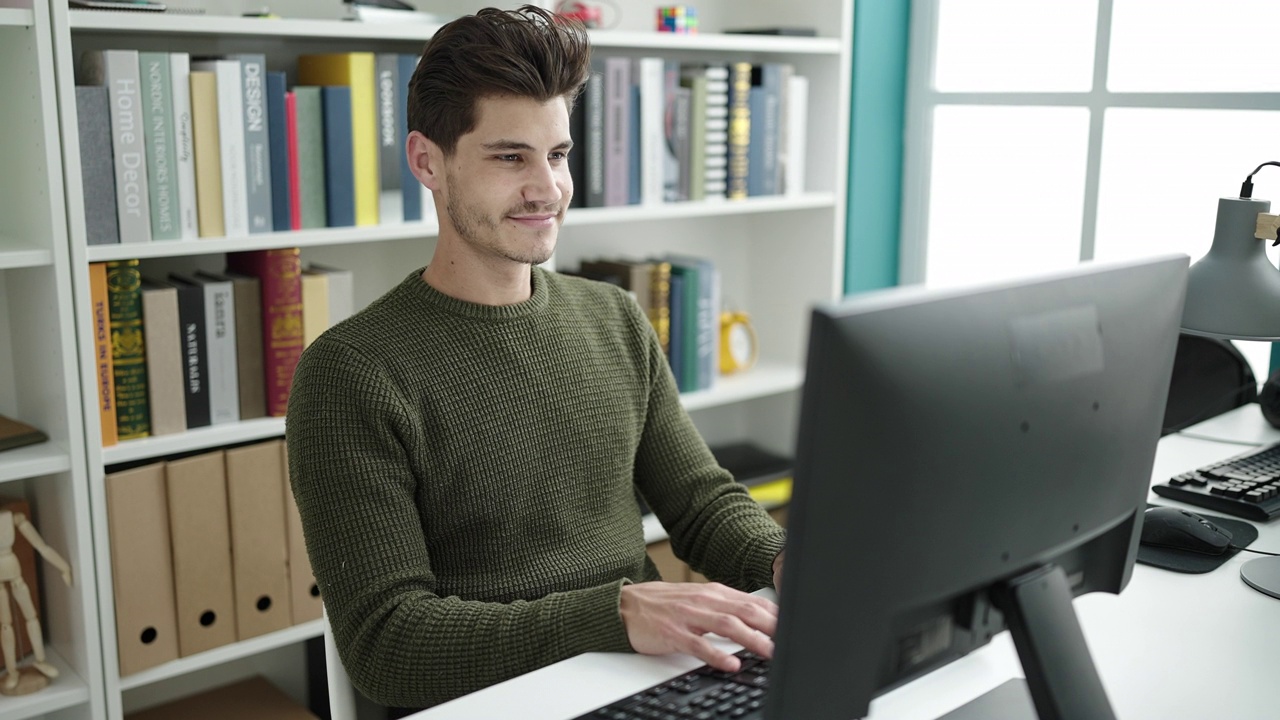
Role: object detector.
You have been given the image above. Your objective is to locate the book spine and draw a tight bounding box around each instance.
[628,80,641,206]
[662,60,683,203]
[703,64,729,199]
[603,56,630,207]
[89,262,118,446]
[784,75,808,196]
[194,59,248,237]
[227,249,304,417]
[76,86,121,245]
[667,271,686,390]
[567,69,586,210]
[685,73,707,202]
[376,54,402,223]
[139,52,179,240]
[321,86,356,228]
[727,62,752,200]
[285,91,302,230]
[107,259,150,439]
[639,57,665,206]
[228,274,266,420]
[293,87,327,229]
[672,87,691,202]
[102,50,152,243]
[237,54,272,233]
[649,261,671,357]
[301,270,329,348]
[141,281,187,435]
[201,278,240,424]
[171,278,211,429]
[348,53,379,226]
[265,71,291,232]
[188,70,225,238]
[397,54,422,222]
[169,53,199,239]
[584,56,606,208]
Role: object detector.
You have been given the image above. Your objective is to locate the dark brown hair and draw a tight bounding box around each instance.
[407,5,591,156]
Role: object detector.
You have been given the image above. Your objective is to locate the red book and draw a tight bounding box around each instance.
[285,91,302,231]
[226,249,303,417]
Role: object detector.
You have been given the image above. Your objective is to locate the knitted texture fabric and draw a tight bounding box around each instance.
[286,266,787,708]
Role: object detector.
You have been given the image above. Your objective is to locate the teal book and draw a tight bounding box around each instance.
[139,52,179,240]
[293,87,328,229]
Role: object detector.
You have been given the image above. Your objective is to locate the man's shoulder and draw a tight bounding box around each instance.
[542,267,635,310]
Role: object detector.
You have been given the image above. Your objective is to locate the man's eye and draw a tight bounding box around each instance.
[550,152,568,161]
[498,154,521,162]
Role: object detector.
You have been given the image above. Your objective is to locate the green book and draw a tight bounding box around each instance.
[293,86,328,229]
[139,52,180,240]
[107,259,151,439]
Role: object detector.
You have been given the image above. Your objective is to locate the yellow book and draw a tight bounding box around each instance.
[297,53,379,226]
[300,268,330,348]
[189,71,225,238]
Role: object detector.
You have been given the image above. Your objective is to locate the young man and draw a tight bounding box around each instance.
[286,5,786,711]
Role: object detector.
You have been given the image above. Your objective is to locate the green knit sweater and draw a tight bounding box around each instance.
[285,266,786,709]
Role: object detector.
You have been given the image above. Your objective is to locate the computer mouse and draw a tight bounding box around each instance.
[1140,507,1233,556]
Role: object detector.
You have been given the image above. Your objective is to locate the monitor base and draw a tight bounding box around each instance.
[935,679,1036,720]
[1240,555,1280,599]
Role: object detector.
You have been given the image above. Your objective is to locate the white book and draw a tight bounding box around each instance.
[784,75,809,196]
[191,58,248,237]
[187,272,240,424]
[169,53,198,239]
[79,49,151,243]
[638,57,665,206]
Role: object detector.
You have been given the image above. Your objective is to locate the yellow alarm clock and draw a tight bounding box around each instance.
[719,311,758,375]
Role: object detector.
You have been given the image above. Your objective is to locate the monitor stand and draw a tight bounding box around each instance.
[935,679,1036,720]
[1240,556,1280,599]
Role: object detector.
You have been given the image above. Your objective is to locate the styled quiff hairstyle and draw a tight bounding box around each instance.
[407,5,591,157]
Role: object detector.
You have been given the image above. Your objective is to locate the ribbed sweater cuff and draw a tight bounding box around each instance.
[555,579,635,656]
[746,530,788,590]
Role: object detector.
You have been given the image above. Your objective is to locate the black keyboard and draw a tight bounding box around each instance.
[572,649,770,720]
[1153,441,1280,521]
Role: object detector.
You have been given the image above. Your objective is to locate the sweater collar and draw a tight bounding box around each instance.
[403,265,551,320]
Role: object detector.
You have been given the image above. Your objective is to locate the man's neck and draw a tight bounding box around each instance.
[421,242,534,306]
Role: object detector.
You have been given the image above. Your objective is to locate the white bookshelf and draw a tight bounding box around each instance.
[0,7,33,27]
[0,441,72,483]
[39,0,853,717]
[0,648,92,720]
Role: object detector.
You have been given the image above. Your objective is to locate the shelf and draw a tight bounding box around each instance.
[67,11,841,54]
[0,648,92,720]
[83,195,834,262]
[0,8,33,27]
[679,361,803,412]
[0,441,72,483]
[119,620,324,691]
[102,417,285,466]
[0,247,54,269]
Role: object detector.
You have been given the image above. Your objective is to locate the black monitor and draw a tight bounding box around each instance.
[767,254,1189,720]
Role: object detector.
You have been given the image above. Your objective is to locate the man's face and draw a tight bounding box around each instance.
[437,95,574,267]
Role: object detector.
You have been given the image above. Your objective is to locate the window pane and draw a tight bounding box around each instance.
[1109,0,1280,92]
[924,106,1090,287]
[934,0,1097,92]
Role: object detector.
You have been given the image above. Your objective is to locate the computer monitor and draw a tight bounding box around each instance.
[767,254,1189,720]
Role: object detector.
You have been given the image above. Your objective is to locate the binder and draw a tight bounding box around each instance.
[104,462,180,676]
[165,450,237,655]
[224,440,292,639]
[281,443,322,623]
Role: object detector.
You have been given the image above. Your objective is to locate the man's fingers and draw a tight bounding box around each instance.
[698,611,776,660]
[684,634,741,673]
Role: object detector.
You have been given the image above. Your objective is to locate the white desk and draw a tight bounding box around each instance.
[1178,402,1280,447]
[415,430,1280,720]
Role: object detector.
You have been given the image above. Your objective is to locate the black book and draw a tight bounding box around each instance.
[167,275,211,429]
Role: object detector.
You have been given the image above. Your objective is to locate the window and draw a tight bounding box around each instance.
[903,0,1280,380]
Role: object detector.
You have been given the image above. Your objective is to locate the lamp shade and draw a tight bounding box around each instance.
[1181,197,1280,341]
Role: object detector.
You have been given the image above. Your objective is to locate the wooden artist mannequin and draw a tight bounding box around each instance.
[0,509,72,694]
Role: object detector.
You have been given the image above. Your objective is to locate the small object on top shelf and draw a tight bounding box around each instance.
[0,508,73,695]
[657,5,697,34]
[343,0,452,24]
[0,415,46,453]
[555,0,616,29]
[69,0,165,11]
[725,27,819,36]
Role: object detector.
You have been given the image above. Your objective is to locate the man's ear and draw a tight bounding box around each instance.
[407,131,445,191]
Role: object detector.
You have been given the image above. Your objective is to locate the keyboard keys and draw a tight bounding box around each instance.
[573,650,771,720]
[1155,441,1280,521]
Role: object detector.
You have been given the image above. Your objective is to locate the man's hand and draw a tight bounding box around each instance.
[619,582,779,673]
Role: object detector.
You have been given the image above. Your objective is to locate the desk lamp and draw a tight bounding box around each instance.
[1181,161,1280,600]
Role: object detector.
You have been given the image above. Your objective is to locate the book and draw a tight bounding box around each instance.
[106,259,150,439]
[88,262,118,446]
[703,64,730,199]
[75,85,120,245]
[78,49,151,243]
[188,70,225,238]
[638,56,665,206]
[300,268,329,348]
[139,52,180,240]
[375,53,402,223]
[140,278,187,436]
[222,271,267,421]
[784,74,808,196]
[747,63,785,197]
[292,87,327,229]
[680,67,708,202]
[662,60,685,203]
[667,270,686,389]
[603,56,631,207]
[191,58,248,237]
[183,272,240,424]
[580,259,653,325]
[649,261,672,357]
[726,61,752,200]
[167,274,211,429]
[169,52,199,239]
[581,55,606,208]
[236,54,273,233]
[285,91,302,230]
[227,248,303,417]
[297,52,379,226]
[397,54,422,222]
[307,263,354,326]
[320,86,356,228]
[665,254,719,391]
[0,415,47,453]
[265,71,291,232]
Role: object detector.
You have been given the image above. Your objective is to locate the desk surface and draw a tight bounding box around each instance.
[416,427,1280,720]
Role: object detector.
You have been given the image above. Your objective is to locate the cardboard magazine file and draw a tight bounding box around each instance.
[165,450,238,656]
[123,674,319,720]
[224,439,292,639]
[281,443,323,623]
[103,463,180,676]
